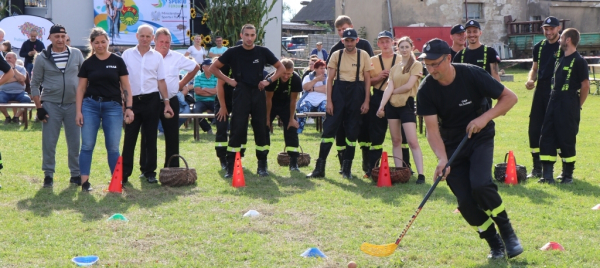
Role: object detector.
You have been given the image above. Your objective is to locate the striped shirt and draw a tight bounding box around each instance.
[51,50,69,73]
[193,72,217,102]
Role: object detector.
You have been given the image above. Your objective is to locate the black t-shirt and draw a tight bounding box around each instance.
[552,52,589,92]
[327,39,374,65]
[78,53,128,102]
[417,64,504,129]
[265,71,303,103]
[0,54,10,73]
[452,45,500,74]
[218,45,278,87]
[533,40,561,81]
[450,49,458,61]
[217,64,234,102]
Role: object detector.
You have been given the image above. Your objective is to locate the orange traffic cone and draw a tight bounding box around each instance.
[505,151,518,185]
[377,151,392,187]
[108,156,123,193]
[232,152,245,188]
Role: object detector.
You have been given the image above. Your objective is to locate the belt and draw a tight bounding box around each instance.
[85,95,120,102]
[134,92,159,100]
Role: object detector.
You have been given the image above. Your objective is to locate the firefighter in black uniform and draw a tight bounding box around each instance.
[265,59,303,171]
[308,28,372,178]
[209,24,285,177]
[365,30,397,178]
[450,24,466,60]
[417,39,522,259]
[539,28,589,184]
[525,16,562,179]
[214,64,248,169]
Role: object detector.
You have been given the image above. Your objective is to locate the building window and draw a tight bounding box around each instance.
[464,3,483,20]
[25,0,47,7]
[532,16,541,21]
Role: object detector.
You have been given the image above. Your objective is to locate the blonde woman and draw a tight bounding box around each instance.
[376,36,425,184]
[184,34,206,64]
[75,28,134,191]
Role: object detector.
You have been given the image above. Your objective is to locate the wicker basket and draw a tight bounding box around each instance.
[277,146,311,167]
[493,153,528,183]
[371,156,411,183]
[159,154,197,187]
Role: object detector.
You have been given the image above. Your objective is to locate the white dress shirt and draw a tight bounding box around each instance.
[122,46,166,96]
[162,50,198,99]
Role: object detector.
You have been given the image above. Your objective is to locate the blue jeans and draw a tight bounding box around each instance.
[158,93,190,133]
[0,91,31,103]
[25,63,33,77]
[297,100,326,133]
[79,97,123,176]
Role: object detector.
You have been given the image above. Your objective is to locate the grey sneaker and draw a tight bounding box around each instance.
[207,129,214,135]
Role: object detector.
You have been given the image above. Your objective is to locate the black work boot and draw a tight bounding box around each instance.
[527,153,542,179]
[219,157,227,170]
[558,162,574,184]
[337,150,345,174]
[224,156,235,178]
[342,160,353,179]
[289,156,300,171]
[307,158,326,178]
[484,233,506,259]
[538,162,555,184]
[499,226,524,258]
[257,160,269,177]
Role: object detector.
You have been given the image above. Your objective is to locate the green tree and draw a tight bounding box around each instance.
[196,0,277,46]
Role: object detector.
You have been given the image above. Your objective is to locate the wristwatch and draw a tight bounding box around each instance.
[125,106,133,110]
[163,98,170,102]
[266,77,272,83]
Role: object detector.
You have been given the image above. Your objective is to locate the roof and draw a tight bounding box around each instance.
[290,0,335,23]
[282,22,327,31]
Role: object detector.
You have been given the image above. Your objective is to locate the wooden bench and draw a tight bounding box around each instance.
[0,103,36,129]
[179,113,215,141]
[297,112,326,132]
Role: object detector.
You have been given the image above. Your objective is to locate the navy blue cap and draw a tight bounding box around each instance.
[342,28,358,40]
[465,20,481,29]
[450,24,465,35]
[201,59,212,66]
[418,38,452,60]
[377,30,393,40]
[542,16,560,27]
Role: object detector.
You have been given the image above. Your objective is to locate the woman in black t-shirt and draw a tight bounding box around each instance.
[75,28,133,192]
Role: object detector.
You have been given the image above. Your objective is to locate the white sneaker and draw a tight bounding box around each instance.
[307,118,315,124]
[207,129,214,135]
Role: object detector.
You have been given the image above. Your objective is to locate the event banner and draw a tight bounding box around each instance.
[93,0,190,45]
[0,15,54,49]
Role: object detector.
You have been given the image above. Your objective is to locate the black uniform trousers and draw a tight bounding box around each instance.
[528,79,552,153]
[318,81,365,160]
[539,90,580,163]
[443,124,508,239]
[122,92,161,179]
[226,82,269,162]
[214,96,248,159]
[366,90,388,168]
[140,95,180,169]
[266,102,300,157]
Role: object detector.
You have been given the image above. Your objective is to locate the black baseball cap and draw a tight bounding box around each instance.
[418,38,452,60]
[450,24,466,35]
[465,20,481,29]
[48,24,67,39]
[377,30,393,40]
[342,28,358,40]
[542,16,560,27]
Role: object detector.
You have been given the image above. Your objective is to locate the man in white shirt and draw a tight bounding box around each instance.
[121,24,173,184]
[142,27,199,169]
[208,36,227,58]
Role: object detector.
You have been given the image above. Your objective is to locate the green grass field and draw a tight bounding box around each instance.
[1,68,599,267]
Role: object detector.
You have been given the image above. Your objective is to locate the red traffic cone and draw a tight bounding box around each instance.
[107,156,123,193]
[377,151,392,187]
[505,151,518,185]
[232,152,245,188]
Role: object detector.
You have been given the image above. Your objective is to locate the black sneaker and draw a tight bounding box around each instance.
[4,117,11,125]
[43,176,53,188]
[416,174,425,184]
[70,175,82,186]
[12,117,20,124]
[82,181,93,192]
[146,176,158,183]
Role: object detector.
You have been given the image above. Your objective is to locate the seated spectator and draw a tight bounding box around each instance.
[301,56,319,81]
[193,58,217,134]
[0,52,30,124]
[1,40,11,57]
[297,59,327,133]
[310,42,328,61]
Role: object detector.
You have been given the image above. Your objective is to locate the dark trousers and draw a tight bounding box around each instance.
[319,81,365,160]
[443,125,506,239]
[123,92,160,179]
[539,91,580,163]
[227,83,269,162]
[141,95,180,169]
[267,102,300,157]
[528,79,552,152]
[193,100,214,132]
[366,90,389,168]
[214,97,235,159]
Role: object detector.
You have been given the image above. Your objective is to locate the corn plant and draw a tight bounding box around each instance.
[196,0,277,46]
